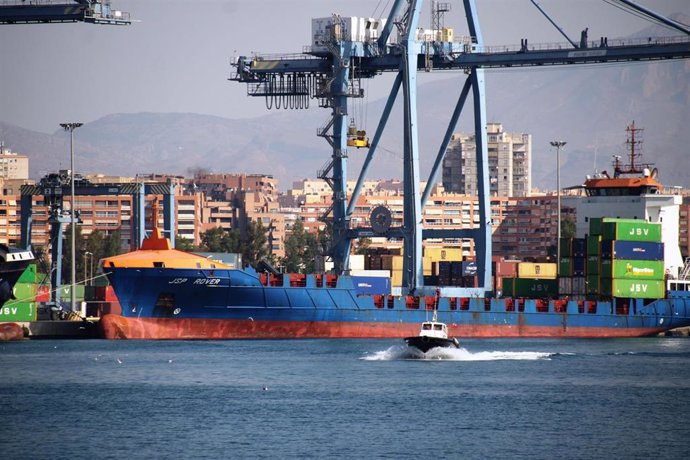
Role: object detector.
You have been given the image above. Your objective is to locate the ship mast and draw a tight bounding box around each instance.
[614,121,652,177]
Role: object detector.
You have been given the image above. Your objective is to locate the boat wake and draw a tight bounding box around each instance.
[361,345,555,361]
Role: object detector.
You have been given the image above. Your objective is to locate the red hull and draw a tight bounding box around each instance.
[0,322,24,341]
[100,314,666,340]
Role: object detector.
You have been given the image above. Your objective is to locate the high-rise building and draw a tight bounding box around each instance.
[0,145,29,180]
[442,122,531,197]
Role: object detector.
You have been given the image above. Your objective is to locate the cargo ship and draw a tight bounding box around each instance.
[100,126,690,340]
[0,244,35,308]
[0,244,35,341]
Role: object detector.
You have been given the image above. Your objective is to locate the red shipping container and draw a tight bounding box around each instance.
[105,286,119,302]
[495,261,518,277]
[36,285,50,302]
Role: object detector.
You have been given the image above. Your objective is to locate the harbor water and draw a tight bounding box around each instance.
[1,338,689,459]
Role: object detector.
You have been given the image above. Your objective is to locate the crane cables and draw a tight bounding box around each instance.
[263,73,317,110]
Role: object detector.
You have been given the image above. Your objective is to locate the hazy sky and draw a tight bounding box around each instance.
[1,0,688,133]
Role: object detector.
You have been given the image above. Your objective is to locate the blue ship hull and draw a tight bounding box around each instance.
[99,266,690,339]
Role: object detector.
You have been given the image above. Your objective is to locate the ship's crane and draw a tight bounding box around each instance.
[0,0,131,25]
[231,0,690,297]
[20,177,176,309]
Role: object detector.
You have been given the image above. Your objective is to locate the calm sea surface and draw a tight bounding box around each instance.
[1,338,689,459]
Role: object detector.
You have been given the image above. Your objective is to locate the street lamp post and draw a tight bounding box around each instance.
[60,122,83,312]
[550,141,567,264]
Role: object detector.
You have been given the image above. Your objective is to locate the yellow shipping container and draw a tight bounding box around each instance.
[517,262,557,279]
[423,256,432,276]
[424,247,463,262]
[391,269,403,287]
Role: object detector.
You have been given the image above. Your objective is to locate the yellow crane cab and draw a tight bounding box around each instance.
[347,122,370,149]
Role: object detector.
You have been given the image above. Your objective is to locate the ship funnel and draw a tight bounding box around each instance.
[643,168,650,177]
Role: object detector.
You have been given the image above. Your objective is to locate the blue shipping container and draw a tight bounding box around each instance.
[601,240,664,261]
[462,261,477,276]
[572,238,586,257]
[572,256,586,276]
[351,276,391,295]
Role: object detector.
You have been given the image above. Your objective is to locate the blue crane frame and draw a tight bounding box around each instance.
[232,0,690,298]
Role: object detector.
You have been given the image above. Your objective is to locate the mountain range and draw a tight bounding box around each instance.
[1,22,688,192]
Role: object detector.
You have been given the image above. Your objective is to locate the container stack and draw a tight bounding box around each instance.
[588,218,665,300]
[558,237,587,299]
[492,257,518,294]
[1,263,38,322]
[503,262,558,298]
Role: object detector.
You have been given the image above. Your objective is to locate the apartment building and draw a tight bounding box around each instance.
[196,173,285,258]
[442,122,532,197]
[0,145,29,180]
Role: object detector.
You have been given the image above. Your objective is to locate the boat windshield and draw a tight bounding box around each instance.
[422,323,432,330]
[434,324,443,331]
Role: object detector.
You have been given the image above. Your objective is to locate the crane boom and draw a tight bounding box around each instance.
[0,0,131,25]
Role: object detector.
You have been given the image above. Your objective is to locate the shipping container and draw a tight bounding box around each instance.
[351,276,391,295]
[572,238,586,257]
[572,257,586,277]
[586,255,600,275]
[518,262,557,279]
[58,285,86,301]
[602,220,662,242]
[17,264,38,283]
[391,269,402,287]
[12,282,36,302]
[493,260,518,278]
[0,301,36,322]
[424,247,463,262]
[600,259,665,280]
[381,255,404,271]
[349,254,365,271]
[423,257,432,276]
[589,217,603,236]
[586,274,600,295]
[559,257,572,277]
[586,235,601,256]
[558,276,572,295]
[36,285,50,302]
[572,277,586,295]
[462,261,477,276]
[503,278,558,297]
[559,238,573,258]
[601,240,664,261]
[366,255,383,270]
[600,278,665,299]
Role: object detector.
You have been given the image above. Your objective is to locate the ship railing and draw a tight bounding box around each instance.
[668,279,690,293]
[677,257,690,280]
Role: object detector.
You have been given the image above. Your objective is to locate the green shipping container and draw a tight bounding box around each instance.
[12,282,37,303]
[602,220,662,242]
[1,301,36,321]
[600,278,665,299]
[586,274,600,295]
[17,264,38,283]
[559,258,572,277]
[600,259,665,280]
[503,278,558,298]
[559,238,573,258]
[58,285,85,301]
[586,255,600,275]
[589,217,603,236]
[586,235,601,256]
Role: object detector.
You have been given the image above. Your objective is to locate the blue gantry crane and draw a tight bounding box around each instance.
[0,0,131,25]
[234,0,689,297]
